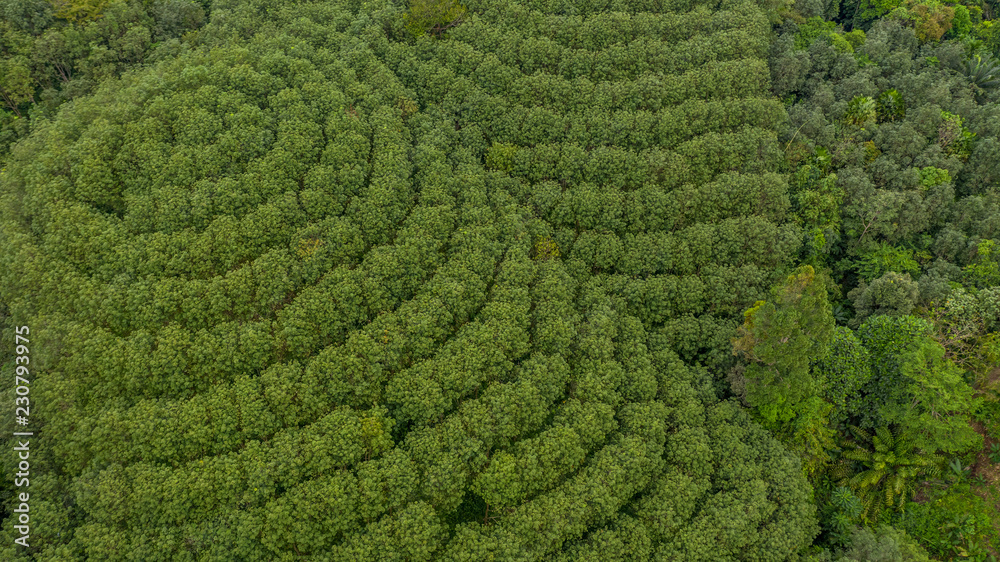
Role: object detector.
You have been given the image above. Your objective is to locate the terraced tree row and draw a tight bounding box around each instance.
[0,0,817,559]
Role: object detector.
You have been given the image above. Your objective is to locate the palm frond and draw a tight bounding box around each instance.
[874,426,893,451]
[925,462,943,479]
[891,474,904,496]
[830,459,854,480]
[851,468,886,489]
[964,55,1000,90]
[848,425,872,444]
[893,436,913,456]
[859,491,884,524]
[843,449,873,462]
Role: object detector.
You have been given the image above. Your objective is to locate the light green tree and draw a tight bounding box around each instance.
[890,338,983,455]
[733,265,836,424]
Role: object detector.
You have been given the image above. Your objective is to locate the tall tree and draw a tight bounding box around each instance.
[733,265,836,424]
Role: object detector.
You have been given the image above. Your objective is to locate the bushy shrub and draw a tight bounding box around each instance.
[835,525,931,561]
[897,484,1000,559]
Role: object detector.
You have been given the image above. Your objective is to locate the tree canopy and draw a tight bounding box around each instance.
[2,0,998,559]
[0,0,823,559]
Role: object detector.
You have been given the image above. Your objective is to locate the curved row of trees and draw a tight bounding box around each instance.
[1,0,997,559]
[0,0,828,560]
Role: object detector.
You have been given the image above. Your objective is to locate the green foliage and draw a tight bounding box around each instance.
[938,110,975,161]
[962,54,1000,90]
[856,52,877,66]
[844,29,867,49]
[792,156,841,261]
[399,97,419,119]
[780,394,840,477]
[891,338,983,455]
[796,16,840,50]
[853,0,905,28]
[917,166,950,189]
[835,426,944,524]
[404,0,466,38]
[845,95,878,128]
[863,140,882,163]
[1,0,55,34]
[765,2,1000,555]
[0,54,34,115]
[50,0,115,24]
[0,0,823,558]
[795,17,858,53]
[0,0,206,152]
[948,4,972,38]
[921,288,1000,378]
[846,315,981,455]
[946,456,972,483]
[830,32,856,53]
[964,239,1000,288]
[974,19,1000,59]
[848,271,920,327]
[823,486,864,547]
[893,0,956,43]
[853,315,932,428]
[6,0,996,557]
[834,525,932,561]
[856,243,921,282]
[816,326,874,411]
[793,163,842,233]
[771,8,999,326]
[532,235,560,261]
[897,482,1000,560]
[484,142,517,173]
[988,443,1000,464]
[733,266,836,424]
[876,89,906,123]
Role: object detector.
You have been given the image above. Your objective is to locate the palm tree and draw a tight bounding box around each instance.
[845,96,877,129]
[833,426,943,523]
[963,55,1000,95]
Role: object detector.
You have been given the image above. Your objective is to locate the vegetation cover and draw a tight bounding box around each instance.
[0,0,996,559]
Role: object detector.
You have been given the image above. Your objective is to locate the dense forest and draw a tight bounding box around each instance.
[0,0,998,559]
